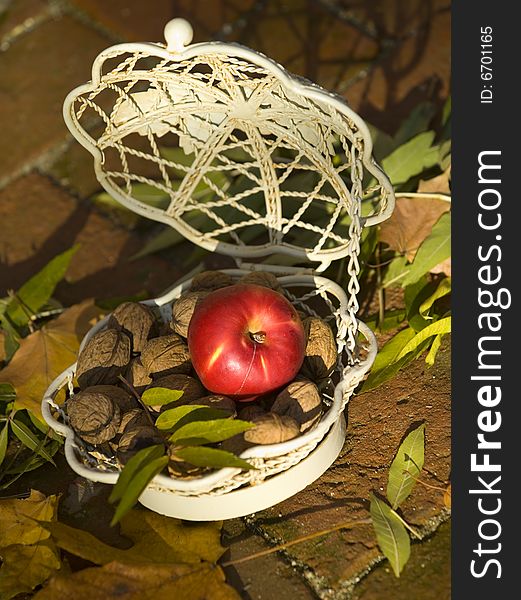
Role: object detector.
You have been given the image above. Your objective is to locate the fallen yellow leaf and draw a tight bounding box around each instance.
[0,489,58,547]
[0,490,62,599]
[0,540,62,600]
[0,300,105,419]
[34,560,241,600]
[44,507,225,566]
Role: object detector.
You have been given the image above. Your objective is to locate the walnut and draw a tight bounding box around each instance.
[237,404,266,422]
[117,408,150,434]
[243,412,300,445]
[190,270,233,292]
[89,384,137,413]
[76,329,131,389]
[239,271,283,292]
[271,379,323,432]
[67,387,122,445]
[107,302,157,353]
[300,317,338,381]
[117,426,164,464]
[146,374,205,410]
[141,334,191,379]
[171,291,209,338]
[125,357,152,394]
[188,395,236,418]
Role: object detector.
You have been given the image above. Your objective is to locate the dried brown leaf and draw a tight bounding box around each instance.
[380,196,450,261]
[418,167,451,195]
[34,560,240,600]
[43,507,225,565]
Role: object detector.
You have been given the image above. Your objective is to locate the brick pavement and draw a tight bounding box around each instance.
[0,1,451,598]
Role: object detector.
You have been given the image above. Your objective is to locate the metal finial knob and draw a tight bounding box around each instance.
[164,18,193,52]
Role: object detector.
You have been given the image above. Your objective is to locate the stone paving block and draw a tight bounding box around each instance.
[0,15,110,183]
[248,340,451,592]
[44,135,102,201]
[70,0,175,42]
[222,519,318,600]
[0,173,184,304]
[0,0,49,43]
[344,8,450,132]
[352,521,451,600]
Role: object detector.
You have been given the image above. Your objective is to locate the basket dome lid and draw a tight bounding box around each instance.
[64,18,394,267]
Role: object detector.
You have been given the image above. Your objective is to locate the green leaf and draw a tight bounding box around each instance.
[425,333,444,366]
[174,446,256,470]
[6,246,80,327]
[395,317,451,361]
[382,255,409,288]
[365,309,406,333]
[9,417,56,465]
[169,419,254,446]
[404,276,433,332]
[141,387,184,407]
[387,424,426,509]
[131,184,170,208]
[129,228,186,261]
[0,383,16,403]
[109,444,165,505]
[370,495,411,577]
[0,316,20,361]
[361,328,431,392]
[419,278,452,318]
[110,455,169,526]
[382,131,439,186]
[439,140,451,170]
[27,410,63,443]
[0,423,8,467]
[362,328,415,386]
[401,213,451,287]
[155,405,230,432]
[394,102,436,147]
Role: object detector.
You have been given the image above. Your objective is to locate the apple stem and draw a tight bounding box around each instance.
[250,331,266,344]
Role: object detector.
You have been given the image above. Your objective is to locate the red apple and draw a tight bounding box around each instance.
[187,283,306,401]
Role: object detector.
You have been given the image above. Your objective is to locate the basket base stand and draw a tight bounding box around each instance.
[138,415,346,521]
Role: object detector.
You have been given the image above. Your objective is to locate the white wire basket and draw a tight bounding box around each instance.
[41,19,394,520]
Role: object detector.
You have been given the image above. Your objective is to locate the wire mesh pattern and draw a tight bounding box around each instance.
[65,39,393,267]
[48,21,394,510]
[42,270,377,497]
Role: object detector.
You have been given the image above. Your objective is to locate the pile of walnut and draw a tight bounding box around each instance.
[66,270,338,479]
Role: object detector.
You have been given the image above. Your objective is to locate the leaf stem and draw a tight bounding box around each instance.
[389,508,421,540]
[401,469,448,492]
[221,518,371,567]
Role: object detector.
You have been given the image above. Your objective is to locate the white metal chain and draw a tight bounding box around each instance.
[345,143,363,364]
